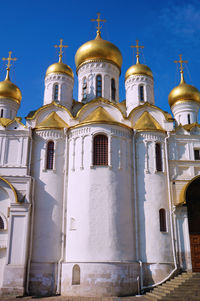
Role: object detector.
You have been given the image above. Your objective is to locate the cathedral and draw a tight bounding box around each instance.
[0,14,200,297]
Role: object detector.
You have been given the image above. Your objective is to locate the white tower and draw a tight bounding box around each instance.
[75,14,122,104]
[44,39,74,111]
[169,55,200,126]
[0,52,21,119]
[125,41,154,115]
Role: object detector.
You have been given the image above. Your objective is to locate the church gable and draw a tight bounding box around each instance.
[35,112,69,129]
[133,111,164,131]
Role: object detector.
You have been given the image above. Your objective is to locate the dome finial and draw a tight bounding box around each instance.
[54,39,68,63]
[2,51,17,81]
[91,13,106,39]
[174,54,188,84]
[130,40,144,64]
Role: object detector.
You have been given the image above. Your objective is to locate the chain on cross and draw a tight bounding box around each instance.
[131,40,144,64]
[2,51,17,80]
[91,13,106,35]
[54,39,68,63]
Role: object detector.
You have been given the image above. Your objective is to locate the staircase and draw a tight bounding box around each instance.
[144,272,200,300]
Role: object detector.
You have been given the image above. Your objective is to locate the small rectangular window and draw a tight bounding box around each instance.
[194,149,200,160]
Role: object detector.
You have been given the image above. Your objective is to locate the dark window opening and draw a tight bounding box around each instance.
[46,141,54,170]
[54,84,59,101]
[188,114,191,124]
[156,143,163,172]
[159,209,167,232]
[139,85,144,101]
[96,75,102,97]
[0,216,4,230]
[194,149,200,160]
[72,264,80,285]
[82,77,87,100]
[111,78,116,101]
[93,135,108,166]
[0,109,3,118]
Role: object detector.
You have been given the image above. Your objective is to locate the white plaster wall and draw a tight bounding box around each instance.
[0,99,19,119]
[65,124,135,262]
[172,101,200,125]
[125,75,154,115]
[44,73,74,110]
[77,62,120,103]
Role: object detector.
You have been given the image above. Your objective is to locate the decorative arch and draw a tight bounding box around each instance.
[178,175,200,205]
[0,212,8,230]
[72,264,80,285]
[0,177,18,203]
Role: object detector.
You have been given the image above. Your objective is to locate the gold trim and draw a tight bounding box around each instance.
[177,175,200,205]
[171,99,199,109]
[26,101,73,120]
[0,117,25,128]
[0,176,18,203]
[70,120,132,130]
[133,111,165,131]
[35,112,69,129]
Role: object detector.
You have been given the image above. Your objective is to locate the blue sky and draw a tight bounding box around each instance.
[1,0,200,119]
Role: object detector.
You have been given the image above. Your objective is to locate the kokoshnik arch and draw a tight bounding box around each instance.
[0,13,200,297]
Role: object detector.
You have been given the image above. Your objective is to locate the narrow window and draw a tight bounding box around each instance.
[53,84,59,101]
[46,141,54,170]
[0,216,4,230]
[96,75,102,97]
[82,77,87,100]
[139,85,144,101]
[194,149,200,160]
[156,143,162,172]
[187,114,191,124]
[72,264,80,285]
[93,135,108,166]
[159,209,167,232]
[111,78,116,101]
[0,109,3,118]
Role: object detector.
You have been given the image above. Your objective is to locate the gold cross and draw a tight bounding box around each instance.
[54,39,68,63]
[174,54,188,83]
[2,51,17,80]
[131,40,144,64]
[91,13,106,34]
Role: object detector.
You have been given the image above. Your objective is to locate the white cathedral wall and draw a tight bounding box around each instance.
[136,132,174,285]
[0,99,19,120]
[29,129,66,296]
[172,101,200,126]
[77,62,120,103]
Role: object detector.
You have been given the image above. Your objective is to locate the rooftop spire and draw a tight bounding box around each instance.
[54,39,68,63]
[2,51,17,81]
[131,40,144,64]
[91,12,106,39]
[174,54,188,84]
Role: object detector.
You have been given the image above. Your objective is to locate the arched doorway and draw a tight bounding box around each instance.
[186,176,200,271]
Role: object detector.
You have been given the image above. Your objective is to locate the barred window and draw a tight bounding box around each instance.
[96,75,102,97]
[54,84,59,100]
[0,216,4,230]
[139,85,144,101]
[111,78,116,101]
[93,135,108,166]
[156,143,162,172]
[46,141,54,170]
[159,209,167,232]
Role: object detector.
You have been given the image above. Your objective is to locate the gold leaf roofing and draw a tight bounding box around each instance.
[35,112,69,129]
[0,118,12,127]
[134,111,164,131]
[82,107,117,123]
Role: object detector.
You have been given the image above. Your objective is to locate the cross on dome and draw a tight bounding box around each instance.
[2,51,17,80]
[174,54,188,83]
[54,39,68,63]
[91,13,106,37]
[131,40,144,64]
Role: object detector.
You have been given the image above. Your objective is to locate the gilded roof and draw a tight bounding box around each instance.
[134,111,164,131]
[35,112,69,129]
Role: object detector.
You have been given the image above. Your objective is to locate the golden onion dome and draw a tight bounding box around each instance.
[0,72,22,104]
[168,73,200,107]
[125,61,153,80]
[75,32,122,71]
[46,61,74,78]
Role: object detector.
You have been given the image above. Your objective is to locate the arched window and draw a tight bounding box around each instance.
[0,109,3,118]
[111,78,116,101]
[46,141,54,170]
[187,114,191,124]
[155,142,162,172]
[96,75,102,97]
[159,209,167,232]
[0,216,4,230]
[82,77,87,100]
[53,84,59,101]
[93,135,108,166]
[139,85,144,101]
[72,264,80,285]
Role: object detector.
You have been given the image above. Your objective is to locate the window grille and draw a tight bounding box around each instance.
[159,209,167,232]
[0,216,4,230]
[93,135,108,166]
[111,78,116,101]
[54,84,59,100]
[156,143,162,172]
[96,75,102,97]
[46,141,54,170]
[139,85,144,101]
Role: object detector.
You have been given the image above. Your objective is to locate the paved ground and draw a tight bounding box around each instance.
[0,296,147,301]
